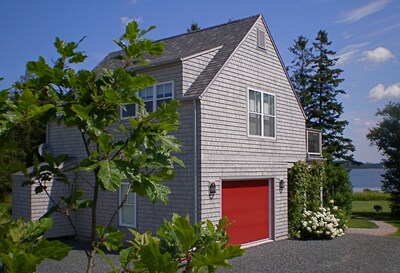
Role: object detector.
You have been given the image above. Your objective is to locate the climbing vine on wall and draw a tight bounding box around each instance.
[287,161,325,237]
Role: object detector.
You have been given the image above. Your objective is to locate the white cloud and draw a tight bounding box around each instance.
[336,42,369,65]
[337,0,391,23]
[368,83,400,101]
[362,47,395,62]
[129,0,138,4]
[337,50,358,65]
[342,32,352,39]
[120,16,142,26]
[353,117,373,127]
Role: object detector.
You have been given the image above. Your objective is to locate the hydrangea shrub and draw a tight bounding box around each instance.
[296,200,346,240]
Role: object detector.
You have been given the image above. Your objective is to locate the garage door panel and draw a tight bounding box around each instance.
[222,180,269,245]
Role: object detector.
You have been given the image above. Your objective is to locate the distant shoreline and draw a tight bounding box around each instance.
[353,187,382,192]
[336,161,384,170]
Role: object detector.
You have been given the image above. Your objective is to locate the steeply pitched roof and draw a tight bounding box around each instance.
[96,15,260,98]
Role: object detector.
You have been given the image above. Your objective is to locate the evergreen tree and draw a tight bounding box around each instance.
[187,20,201,33]
[367,102,400,213]
[288,30,355,162]
[287,36,313,114]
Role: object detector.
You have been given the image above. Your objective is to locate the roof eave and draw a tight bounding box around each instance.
[128,57,182,72]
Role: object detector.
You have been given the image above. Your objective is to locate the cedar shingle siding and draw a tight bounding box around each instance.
[12,15,306,243]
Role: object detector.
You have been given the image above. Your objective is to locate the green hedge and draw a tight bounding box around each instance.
[352,191,389,201]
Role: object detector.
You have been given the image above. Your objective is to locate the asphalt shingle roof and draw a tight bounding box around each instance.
[96,15,260,99]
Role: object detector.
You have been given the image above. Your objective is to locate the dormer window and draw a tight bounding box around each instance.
[257,29,266,49]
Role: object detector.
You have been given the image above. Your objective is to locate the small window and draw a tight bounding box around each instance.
[119,182,136,227]
[307,129,322,156]
[249,89,275,138]
[257,29,266,49]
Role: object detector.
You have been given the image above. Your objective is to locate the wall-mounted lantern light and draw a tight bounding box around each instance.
[209,182,216,194]
[279,179,285,193]
[209,181,218,199]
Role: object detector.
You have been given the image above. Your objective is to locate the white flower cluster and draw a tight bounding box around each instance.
[297,205,345,239]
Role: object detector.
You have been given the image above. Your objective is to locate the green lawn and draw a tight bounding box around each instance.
[351,197,400,236]
[347,218,378,229]
[352,200,391,214]
[352,191,389,201]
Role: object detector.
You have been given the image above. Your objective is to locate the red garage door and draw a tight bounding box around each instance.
[222,180,269,245]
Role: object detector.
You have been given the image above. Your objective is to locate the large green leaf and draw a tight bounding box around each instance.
[96,226,125,251]
[192,242,244,270]
[71,104,102,136]
[77,157,99,172]
[98,133,114,156]
[135,238,178,273]
[158,214,196,254]
[35,239,72,261]
[98,160,126,191]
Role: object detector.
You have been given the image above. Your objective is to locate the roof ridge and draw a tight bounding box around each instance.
[153,14,261,43]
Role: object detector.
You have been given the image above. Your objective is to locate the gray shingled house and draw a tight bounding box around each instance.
[13,15,316,246]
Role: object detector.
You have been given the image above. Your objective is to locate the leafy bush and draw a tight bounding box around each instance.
[352,191,389,201]
[324,163,352,221]
[288,161,325,236]
[288,161,353,238]
[97,214,244,273]
[0,208,71,273]
[288,161,308,236]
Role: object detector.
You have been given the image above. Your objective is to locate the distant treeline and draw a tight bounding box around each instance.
[335,161,384,169]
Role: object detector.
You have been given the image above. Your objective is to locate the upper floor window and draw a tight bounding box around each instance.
[120,81,174,119]
[307,129,322,156]
[248,89,275,138]
[257,29,266,49]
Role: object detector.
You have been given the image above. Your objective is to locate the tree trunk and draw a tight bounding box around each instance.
[86,173,100,273]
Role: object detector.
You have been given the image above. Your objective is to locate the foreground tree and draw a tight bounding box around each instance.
[0,22,243,273]
[288,30,355,162]
[367,102,400,213]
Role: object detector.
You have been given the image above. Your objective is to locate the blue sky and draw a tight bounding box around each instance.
[1,0,399,163]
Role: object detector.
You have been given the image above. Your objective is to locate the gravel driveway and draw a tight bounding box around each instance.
[220,234,400,273]
[39,234,400,273]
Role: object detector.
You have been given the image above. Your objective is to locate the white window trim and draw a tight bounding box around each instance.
[306,129,322,156]
[257,28,266,49]
[247,88,276,139]
[119,182,137,228]
[120,80,174,119]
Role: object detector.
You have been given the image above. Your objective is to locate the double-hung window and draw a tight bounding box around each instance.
[119,182,136,227]
[120,81,173,119]
[248,89,276,138]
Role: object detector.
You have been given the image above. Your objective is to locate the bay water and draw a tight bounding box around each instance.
[349,168,385,192]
